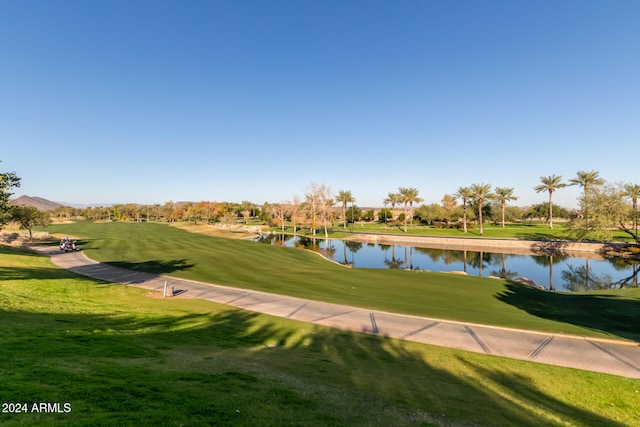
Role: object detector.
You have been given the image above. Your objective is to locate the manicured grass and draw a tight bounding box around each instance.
[1,244,639,426]
[290,221,636,242]
[42,221,640,342]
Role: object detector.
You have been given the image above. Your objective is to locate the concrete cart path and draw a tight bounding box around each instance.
[34,246,640,379]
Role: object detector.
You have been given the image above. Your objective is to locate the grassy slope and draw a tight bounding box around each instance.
[1,244,639,426]
[44,221,640,342]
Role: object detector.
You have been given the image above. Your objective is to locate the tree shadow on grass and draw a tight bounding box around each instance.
[496,282,640,342]
[455,356,620,426]
[107,259,195,275]
[0,265,83,281]
[0,303,631,426]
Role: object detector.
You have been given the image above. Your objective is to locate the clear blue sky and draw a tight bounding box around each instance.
[2,0,638,209]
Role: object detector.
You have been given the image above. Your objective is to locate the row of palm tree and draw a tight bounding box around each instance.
[451,184,517,235]
[446,171,640,236]
[534,170,608,230]
[383,188,423,232]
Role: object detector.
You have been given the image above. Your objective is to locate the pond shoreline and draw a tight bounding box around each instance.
[339,233,633,260]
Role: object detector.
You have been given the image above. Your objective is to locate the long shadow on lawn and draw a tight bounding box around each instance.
[0,265,80,281]
[497,283,640,342]
[106,259,195,275]
[0,305,627,426]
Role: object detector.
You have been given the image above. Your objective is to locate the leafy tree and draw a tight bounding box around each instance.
[454,186,473,233]
[51,205,81,219]
[469,183,493,236]
[534,175,567,229]
[622,183,640,245]
[362,209,375,222]
[383,192,403,222]
[337,190,355,229]
[0,161,21,230]
[494,187,518,228]
[567,182,628,242]
[377,208,392,222]
[346,205,362,223]
[415,203,446,225]
[526,202,568,224]
[569,170,605,228]
[10,205,50,240]
[239,200,256,224]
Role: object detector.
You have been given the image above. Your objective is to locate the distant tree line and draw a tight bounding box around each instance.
[2,160,639,246]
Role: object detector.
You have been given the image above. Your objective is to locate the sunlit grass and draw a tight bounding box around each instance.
[1,244,639,426]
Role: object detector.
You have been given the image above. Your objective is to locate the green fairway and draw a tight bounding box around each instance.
[42,221,640,342]
[1,244,639,426]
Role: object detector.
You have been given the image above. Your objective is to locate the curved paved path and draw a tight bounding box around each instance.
[33,246,640,379]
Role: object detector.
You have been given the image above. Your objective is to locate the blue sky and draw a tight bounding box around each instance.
[1,1,638,209]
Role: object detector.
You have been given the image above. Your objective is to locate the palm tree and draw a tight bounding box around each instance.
[398,187,410,231]
[570,170,605,227]
[623,183,640,244]
[469,183,493,236]
[454,186,472,233]
[534,175,567,229]
[337,190,355,229]
[494,187,518,228]
[398,187,423,232]
[383,192,403,223]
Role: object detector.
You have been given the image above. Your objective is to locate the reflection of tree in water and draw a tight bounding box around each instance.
[384,245,404,269]
[606,257,640,288]
[561,263,614,291]
[403,246,417,270]
[413,247,445,262]
[255,233,294,246]
[345,241,363,252]
[467,251,499,277]
[342,241,363,267]
[413,247,471,272]
[384,256,405,270]
[490,253,519,281]
[294,236,321,251]
[531,253,569,291]
[318,239,337,260]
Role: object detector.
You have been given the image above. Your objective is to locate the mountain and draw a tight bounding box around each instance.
[11,195,65,211]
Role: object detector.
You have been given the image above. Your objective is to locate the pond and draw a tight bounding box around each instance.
[254,234,639,292]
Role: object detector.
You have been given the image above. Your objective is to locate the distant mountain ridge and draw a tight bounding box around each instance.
[11,195,65,211]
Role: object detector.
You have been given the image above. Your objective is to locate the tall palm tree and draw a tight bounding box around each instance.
[398,187,422,232]
[337,190,355,229]
[534,175,567,229]
[494,187,518,228]
[469,183,493,236]
[454,186,472,233]
[383,192,403,223]
[570,170,605,227]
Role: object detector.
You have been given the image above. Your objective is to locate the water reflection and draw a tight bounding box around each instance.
[254,234,639,292]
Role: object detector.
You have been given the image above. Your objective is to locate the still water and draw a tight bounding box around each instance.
[255,234,639,292]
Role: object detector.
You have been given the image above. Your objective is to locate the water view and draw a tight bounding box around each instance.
[255,234,640,292]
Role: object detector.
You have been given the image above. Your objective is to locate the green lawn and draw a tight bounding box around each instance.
[1,244,639,426]
[43,221,640,342]
[290,220,637,242]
